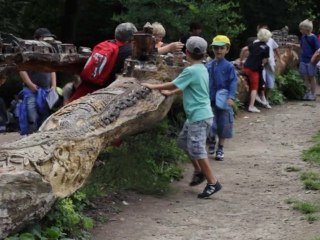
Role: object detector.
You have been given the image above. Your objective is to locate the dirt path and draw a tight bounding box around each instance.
[92,100,320,240]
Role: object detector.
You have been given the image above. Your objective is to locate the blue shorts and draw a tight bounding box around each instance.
[299,62,317,77]
[177,118,213,160]
[263,65,275,89]
[210,107,234,139]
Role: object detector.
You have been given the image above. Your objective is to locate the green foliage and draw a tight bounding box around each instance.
[232,98,244,115]
[275,69,305,100]
[301,171,320,190]
[6,192,93,240]
[83,119,188,196]
[287,199,320,223]
[268,87,286,105]
[292,200,320,214]
[113,0,245,42]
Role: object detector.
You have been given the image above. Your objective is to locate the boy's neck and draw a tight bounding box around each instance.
[215,57,225,61]
[189,59,203,64]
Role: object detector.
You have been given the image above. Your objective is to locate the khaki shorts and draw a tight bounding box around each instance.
[177,118,213,160]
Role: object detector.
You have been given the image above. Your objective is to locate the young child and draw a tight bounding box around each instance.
[206,35,237,161]
[142,36,221,199]
[256,24,283,109]
[240,28,271,113]
[298,19,319,100]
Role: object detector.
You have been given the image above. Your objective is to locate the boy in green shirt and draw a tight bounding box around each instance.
[142,36,221,198]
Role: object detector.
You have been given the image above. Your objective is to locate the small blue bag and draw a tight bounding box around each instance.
[215,89,229,110]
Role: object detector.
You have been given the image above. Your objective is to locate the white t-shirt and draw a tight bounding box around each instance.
[266,38,279,68]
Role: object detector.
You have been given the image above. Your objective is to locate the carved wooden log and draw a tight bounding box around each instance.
[0,61,183,238]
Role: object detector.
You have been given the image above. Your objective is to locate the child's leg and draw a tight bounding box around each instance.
[197,158,222,198]
[196,158,217,184]
[247,70,260,111]
[249,90,258,108]
[178,120,204,185]
[303,75,311,92]
[207,115,217,155]
[310,76,317,95]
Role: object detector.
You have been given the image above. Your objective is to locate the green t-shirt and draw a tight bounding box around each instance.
[173,64,213,123]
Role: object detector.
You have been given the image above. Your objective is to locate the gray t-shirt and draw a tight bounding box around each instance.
[28,71,52,88]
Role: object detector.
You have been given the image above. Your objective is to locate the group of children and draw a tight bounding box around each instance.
[143,18,320,199]
[142,34,237,198]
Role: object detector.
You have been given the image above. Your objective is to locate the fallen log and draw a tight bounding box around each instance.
[0,30,185,238]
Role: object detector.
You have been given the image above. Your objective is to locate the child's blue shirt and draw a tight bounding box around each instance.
[206,58,237,102]
[300,34,319,63]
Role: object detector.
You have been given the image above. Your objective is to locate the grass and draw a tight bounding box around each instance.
[286,199,320,223]
[303,131,320,165]
[82,119,188,197]
[301,171,320,190]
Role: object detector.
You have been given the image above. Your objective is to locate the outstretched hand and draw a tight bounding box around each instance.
[141,83,154,89]
[169,42,184,52]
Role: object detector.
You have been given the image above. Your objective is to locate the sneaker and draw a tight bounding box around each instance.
[307,93,317,101]
[263,100,272,109]
[208,143,216,155]
[248,106,260,113]
[189,172,205,186]
[207,136,216,155]
[198,181,222,199]
[264,103,272,109]
[255,95,263,104]
[215,149,224,161]
[302,91,311,100]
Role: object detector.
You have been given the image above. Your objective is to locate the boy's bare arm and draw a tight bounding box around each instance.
[19,71,38,92]
[141,82,177,91]
[51,72,57,89]
[161,88,182,96]
[311,49,320,65]
[239,46,249,67]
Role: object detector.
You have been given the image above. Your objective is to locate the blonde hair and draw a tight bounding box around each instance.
[299,19,313,32]
[152,22,166,37]
[257,28,272,42]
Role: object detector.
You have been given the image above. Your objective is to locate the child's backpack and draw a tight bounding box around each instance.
[80,40,124,86]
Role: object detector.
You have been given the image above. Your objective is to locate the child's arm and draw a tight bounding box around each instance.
[228,65,238,106]
[51,72,57,90]
[311,49,320,65]
[239,46,249,67]
[141,82,178,91]
[161,88,182,96]
[158,42,184,55]
[19,71,38,92]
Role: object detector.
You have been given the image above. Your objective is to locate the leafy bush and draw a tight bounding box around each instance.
[6,192,93,240]
[268,87,286,105]
[275,69,305,100]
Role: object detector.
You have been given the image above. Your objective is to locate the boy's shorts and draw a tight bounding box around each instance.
[299,62,317,77]
[263,66,275,89]
[210,107,234,139]
[177,118,213,160]
[242,67,259,90]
